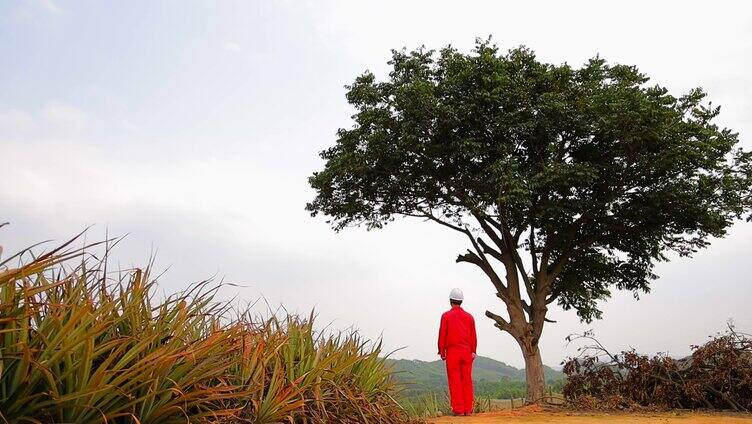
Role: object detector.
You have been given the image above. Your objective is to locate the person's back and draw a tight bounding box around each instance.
[438,306,476,353]
[437,288,477,416]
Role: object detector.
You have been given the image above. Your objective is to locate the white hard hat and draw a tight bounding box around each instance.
[449,288,464,301]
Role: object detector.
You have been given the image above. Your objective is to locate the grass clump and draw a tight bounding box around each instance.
[0,234,416,423]
[401,391,496,418]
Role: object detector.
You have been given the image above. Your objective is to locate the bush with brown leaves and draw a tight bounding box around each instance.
[562,327,752,411]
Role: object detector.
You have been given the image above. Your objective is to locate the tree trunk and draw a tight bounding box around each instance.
[521,344,546,404]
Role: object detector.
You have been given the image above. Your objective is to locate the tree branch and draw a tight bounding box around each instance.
[477,213,536,301]
[530,225,539,276]
[548,233,601,283]
[472,213,508,255]
[546,287,561,305]
[477,238,505,263]
[511,246,535,300]
[413,207,513,301]
[485,310,512,333]
[456,250,509,299]
[412,208,466,233]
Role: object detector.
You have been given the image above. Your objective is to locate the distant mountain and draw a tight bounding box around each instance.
[387,356,564,398]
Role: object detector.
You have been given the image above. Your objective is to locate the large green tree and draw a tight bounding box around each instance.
[306,41,752,402]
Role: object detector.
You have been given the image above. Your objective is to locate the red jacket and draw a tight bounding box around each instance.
[437,305,477,357]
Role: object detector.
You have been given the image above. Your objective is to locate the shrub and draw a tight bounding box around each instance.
[562,329,752,411]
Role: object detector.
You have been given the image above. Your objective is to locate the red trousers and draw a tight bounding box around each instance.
[445,347,474,414]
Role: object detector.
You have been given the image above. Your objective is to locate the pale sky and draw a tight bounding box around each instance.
[2,0,751,368]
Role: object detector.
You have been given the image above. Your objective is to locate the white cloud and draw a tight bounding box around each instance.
[0,109,35,133]
[40,102,88,130]
[32,0,62,14]
[0,102,90,139]
[15,0,63,17]
[223,41,242,52]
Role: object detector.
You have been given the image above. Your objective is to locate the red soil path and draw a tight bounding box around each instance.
[430,405,752,423]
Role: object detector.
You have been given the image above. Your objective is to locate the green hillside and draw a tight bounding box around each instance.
[388,356,564,399]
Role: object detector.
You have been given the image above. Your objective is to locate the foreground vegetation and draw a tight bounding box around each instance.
[402,392,494,419]
[0,234,415,423]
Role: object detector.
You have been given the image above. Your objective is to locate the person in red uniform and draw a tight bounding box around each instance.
[437,288,477,416]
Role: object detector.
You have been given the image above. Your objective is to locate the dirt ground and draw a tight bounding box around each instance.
[430,406,752,423]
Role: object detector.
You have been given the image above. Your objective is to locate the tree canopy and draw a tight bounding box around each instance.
[308,41,751,324]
